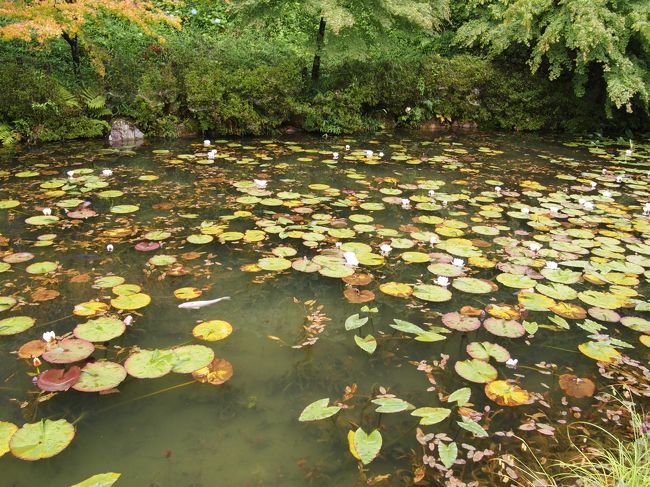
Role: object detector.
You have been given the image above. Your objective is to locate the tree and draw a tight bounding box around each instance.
[229,0,450,83]
[0,1,180,76]
[454,0,650,113]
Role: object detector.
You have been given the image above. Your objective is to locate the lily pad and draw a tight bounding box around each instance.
[72,361,127,392]
[73,317,126,342]
[411,407,451,425]
[9,419,75,461]
[413,284,452,302]
[299,398,341,422]
[42,338,95,364]
[0,421,17,458]
[193,320,233,341]
[110,293,151,310]
[483,318,525,338]
[455,359,498,383]
[442,312,481,332]
[352,428,382,465]
[171,345,215,373]
[0,316,35,335]
[354,334,377,354]
[578,341,621,363]
[71,473,121,487]
[124,349,175,379]
[485,380,531,406]
[452,277,496,294]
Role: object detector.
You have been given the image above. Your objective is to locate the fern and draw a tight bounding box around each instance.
[80,88,112,118]
[0,123,20,146]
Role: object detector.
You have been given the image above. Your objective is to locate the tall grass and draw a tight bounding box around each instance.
[515,392,650,487]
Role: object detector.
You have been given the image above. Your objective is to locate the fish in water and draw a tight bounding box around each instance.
[178,296,231,310]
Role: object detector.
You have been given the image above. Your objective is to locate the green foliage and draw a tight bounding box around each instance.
[455,0,650,113]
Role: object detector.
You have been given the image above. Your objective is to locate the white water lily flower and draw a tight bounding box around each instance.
[506,358,518,368]
[379,152,384,158]
[106,244,114,252]
[379,243,392,255]
[602,168,607,175]
[590,181,597,188]
[583,201,594,210]
[442,200,448,207]
[401,198,411,208]
[345,144,350,151]
[42,331,56,343]
[123,315,133,326]
[643,203,650,216]
[602,190,612,198]
[521,208,530,214]
[365,150,374,158]
[207,151,216,160]
[67,170,75,178]
[495,186,502,193]
[343,251,359,267]
[335,242,342,248]
[332,152,339,159]
[428,190,435,197]
[429,235,439,246]
[102,169,113,177]
[42,207,52,216]
[203,139,210,147]
[529,242,542,252]
[625,149,633,157]
[549,206,560,214]
[545,261,558,270]
[254,179,268,189]
[435,276,450,287]
[452,258,464,267]
[616,175,624,183]
[578,198,586,205]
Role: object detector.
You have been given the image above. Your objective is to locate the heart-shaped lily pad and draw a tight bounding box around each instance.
[193,320,233,341]
[171,345,215,373]
[442,312,481,332]
[110,293,151,310]
[73,317,126,342]
[466,342,510,362]
[452,277,496,294]
[413,284,452,302]
[352,428,382,465]
[36,366,81,391]
[0,421,17,458]
[411,407,451,425]
[299,398,341,421]
[483,318,525,338]
[0,316,35,335]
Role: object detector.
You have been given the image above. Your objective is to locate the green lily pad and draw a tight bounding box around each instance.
[71,472,121,487]
[110,293,151,310]
[455,359,498,383]
[72,361,127,392]
[0,316,35,335]
[447,388,471,406]
[413,284,452,302]
[411,407,451,425]
[371,397,414,413]
[496,273,536,289]
[401,251,431,263]
[73,317,126,342]
[438,441,458,469]
[319,264,355,278]
[466,341,510,362]
[345,314,368,331]
[354,334,377,354]
[148,255,177,266]
[578,291,626,309]
[110,205,139,214]
[540,268,582,284]
[171,345,215,373]
[0,421,17,457]
[452,277,496,294]
[124,349,175,378]
[457,417,488,437]
[620,316,650,333]
[0,199,20,209]
[94,276,125,289]
[25,261,58,275]
[578,341,621,363]
[0,296,16,312]
[483,318,526,338]
[535,282,578,301]
[25,215,59,226]
[9,419,75,461]
[353,428,382,465]
[299,398,341,421]
[187,234,213,244]
[258,257,292,271]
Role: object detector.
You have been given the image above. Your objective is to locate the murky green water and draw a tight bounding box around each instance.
[0,133,648,486]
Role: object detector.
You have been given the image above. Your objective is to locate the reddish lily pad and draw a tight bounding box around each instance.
[42,339,95,364]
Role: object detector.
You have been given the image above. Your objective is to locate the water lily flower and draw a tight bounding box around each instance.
[643,202,650,216]
[429,235,439,246]
[578,198,586,205]
[343,251,359,267]
[254,179,268,189]
[583,201,594,210]
[379,152,384,158]
[207,150,216,160]
[602,190,612,198]
[67,170,75,178]
[549,206,559,214]
[345,144,350,151]
[442,200,448,207]
[428,190,435,197]
[102,169,113,177]
[335,242,342,249]
[625,149,633,157]
[123,315,134,326]
[401,198,411,208]
[590,181,597,188]
[602,168,607,175]
[203,139,210,147]
[106,244,114,252]
[379,243,392,255]
[332,152,339,159]
[365,150,374,158]
[405,106,412,113]
[506,358,518,368]
[495,186,501,193]
[545,261,558,270]
[435,276,450,287]
[32,357,42,367]
[521,208,530,214]
[452,258,464,267]
[42,207,52,216]
[529,242,542,252]
[42,331,56,343]
[616,174,624,183]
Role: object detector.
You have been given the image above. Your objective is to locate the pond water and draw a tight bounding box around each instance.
[0,132,648,487]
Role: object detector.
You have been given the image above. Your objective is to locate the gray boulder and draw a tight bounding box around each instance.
[108,119,144,146]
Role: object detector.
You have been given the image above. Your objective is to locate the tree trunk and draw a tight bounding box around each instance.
[62,32,81,77]
[311,16,326,84]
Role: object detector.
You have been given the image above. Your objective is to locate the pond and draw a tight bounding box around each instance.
[0,132,648,486]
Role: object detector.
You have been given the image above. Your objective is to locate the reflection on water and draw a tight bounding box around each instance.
[0,132,648,486]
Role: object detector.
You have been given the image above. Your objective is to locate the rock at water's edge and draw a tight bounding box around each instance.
[108,119,144,146]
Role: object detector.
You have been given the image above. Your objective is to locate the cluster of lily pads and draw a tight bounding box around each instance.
[0,135,649,485]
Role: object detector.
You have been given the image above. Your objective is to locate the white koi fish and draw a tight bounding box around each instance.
[178,296,231,310]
